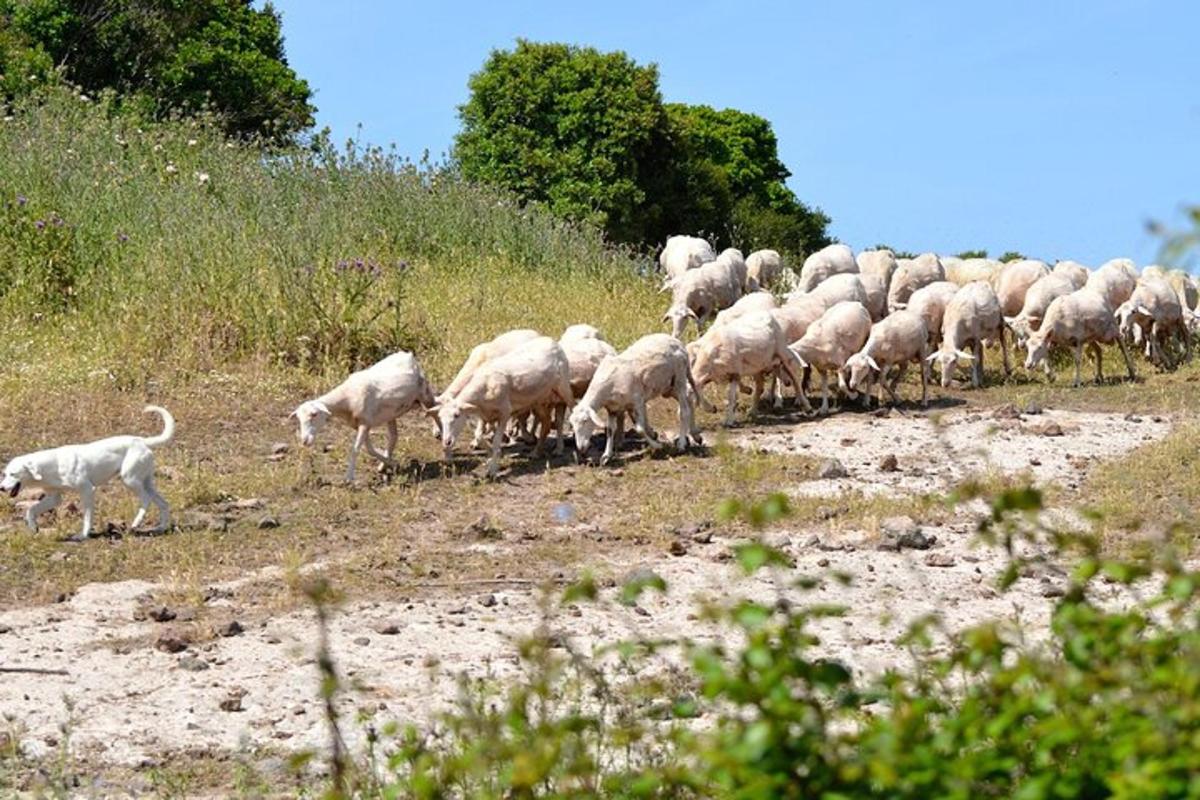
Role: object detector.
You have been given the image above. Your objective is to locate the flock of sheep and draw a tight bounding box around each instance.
[292,236,1198,480]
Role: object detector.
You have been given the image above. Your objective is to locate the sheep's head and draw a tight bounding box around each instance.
[569,404,604,458]
[926,349,972,387]
[1006,316,1033,349]
[844,352,879,393]
[290,400,331,447]
[0,456,40,497]
[1024,332,1051,371]
[663,304,698,339]
[435,400,472,458]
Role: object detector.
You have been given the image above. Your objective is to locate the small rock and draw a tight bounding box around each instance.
[48,551,69,563]
[267,453,287,463]
[1023,401,1044,415]
[353,637,371,646]
[0,624,10,634]
[817,558,830,568]
[219,689,246,713]
[924,553,956,568]
[148,606,176,623]
[815,458,848,480]
[1029,457,1041,466]
[155,629,191,654]
[878,454,899,473]
[231,497,265,511]
[633,606,650,617]
[218,620,244,638]
[257,515,280,530]
[270,442,290,456]
[178,655,210,672]
[992,404,1021,420]
[1030,421,1063,437]
[610,468,625,477]
[1040,583,1066,598]
[464,515,502,540]
[373,620,402,635]
[668,540,688,556]
[872,406,892,418]
[877,517,935,551]
[479,594,497,608]
[1152,415,1165,423]
[181,511,229,532]
[839,438,857,447]
[1124,413,1142,423]
[673,521,712,538]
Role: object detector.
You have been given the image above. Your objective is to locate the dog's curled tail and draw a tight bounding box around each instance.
[142,405,175,449]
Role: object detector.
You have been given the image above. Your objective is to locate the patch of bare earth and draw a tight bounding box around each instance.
[0,396,1173,791]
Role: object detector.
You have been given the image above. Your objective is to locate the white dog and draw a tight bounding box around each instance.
[0,406,174,540]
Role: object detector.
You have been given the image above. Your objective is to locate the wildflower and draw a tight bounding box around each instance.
[34,219,45,230]
[50,214,64,227]
[187,139,198,147]
[116,232,129,243]
[153,143,163,153]
[334,260,349,272]
[15,195,26,206]
[78,93,90,103]
[195,171,210,186]
[165,163,178,174]
[115,135,127,147]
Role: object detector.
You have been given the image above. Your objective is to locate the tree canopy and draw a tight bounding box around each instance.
[0,0,313,141]
[455,40,830,257]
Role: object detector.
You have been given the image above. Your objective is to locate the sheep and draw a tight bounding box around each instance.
[559,324,618,399]
[435,337,573,478]
[712,290,779,329]
[1167,268,1199,311]
[1141,264,1167,280]
[888,253,945,312]
[438,328,542,447]
[1005,272,1077,348]
[905,280,959,349]
[806,272,870,309]
[746,249,783,290]
[569,334,700,464]
[1085,259,1137,310]
[797,243,857,293]
[1024,289,1136,386]
[844,309,931,408]
[856,249,897,321]
[765,296,828,404]
[662,256,743,338]
[945,258,1000,287]
[993,259,1050,317]
[789,301,872,414]
[690,310,809,425]
[292,351,436,482]
[1114,277,1188,368]
[1052,260,1090,289]
[659,235,715,283]
[928,281,1010,388]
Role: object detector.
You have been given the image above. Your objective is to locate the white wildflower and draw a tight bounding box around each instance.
[165,163,178,174]
[195,171,210,186]
[187,138,198,147]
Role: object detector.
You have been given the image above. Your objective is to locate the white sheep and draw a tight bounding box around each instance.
[789,301,872,414]
[659,235,715,283]
[844,309,930,407]
[1114,277,1188,368]
[292,351,437,482]
[559,324,618,399]
[945,258,1000,287]
[439,328,542,447]
[905,280,959,349]
[1052,260,1090,289]
[1005,272,1077,348]
[569,334,700,464]
[806,272,870,309]
[888,253,945,313]
[993,259,1050,318]
[928,281,1010,388]
[1085,259,1138,310]
[1024,289,1136,386]
[712,291,779,329]
[662,256,743,339]
[1167,268,1199,311]
[765,296,828,405]
[435,337,573,478]
[746,249,783,290]
[691,310,809,424]
[856,249,897,321]
[797,243,857,293]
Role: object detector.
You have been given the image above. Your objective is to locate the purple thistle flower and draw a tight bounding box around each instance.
[335,260,349,272]
[50,214,64,227]
[116,232,129,243]
[15,195,27,206]
[34,219,45,230]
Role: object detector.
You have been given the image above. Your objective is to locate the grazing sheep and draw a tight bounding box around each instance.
[888,253,945,313]
[765,296,828,404]
[1085,259,1138,310]
[928,281,1010,388]
[1025,289,1136,386]
[559,324,618,399]
[691,311,809,424]
[439,328,542,447]
[845,310,930,408]
[993,259,1050,317]
[662,256,743,338]
[569,334,700,464]
[797,243,857,293]
[856,249,897,320]
[945,258,1000,287]
[1167,268,1199,311]
[292,351,437,482]
[712,291,779,329]
[806,272,870,309]
[790,301,872,414]
[659,235,715,283]
[1115,277,1188,368]
[746,249,783,290]
[1052,260,1090,289]
[905,281,960,348]
[1142,264,1167,280]
[1005,272,1077,348]
[859,272,889,321]
[435,337,573,478]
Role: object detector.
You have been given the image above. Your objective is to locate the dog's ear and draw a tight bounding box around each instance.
[23,458,42,482]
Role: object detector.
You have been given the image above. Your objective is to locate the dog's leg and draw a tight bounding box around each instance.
[146,477,170,531]
[74,482,96,540]
[24,492,62,532]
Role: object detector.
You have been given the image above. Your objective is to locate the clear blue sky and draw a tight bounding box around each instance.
[273,1,1198,266]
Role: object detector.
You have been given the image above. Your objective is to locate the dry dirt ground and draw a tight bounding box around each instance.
[0,372,1178,795]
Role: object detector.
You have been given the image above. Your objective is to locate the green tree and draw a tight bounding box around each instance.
[955,248,988,259]
[0,0,313,141]
[455,39,669,244]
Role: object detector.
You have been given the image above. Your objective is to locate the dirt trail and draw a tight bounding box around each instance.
[0,406,1172,781]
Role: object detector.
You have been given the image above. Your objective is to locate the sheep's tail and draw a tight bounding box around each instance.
[142,405,175,449]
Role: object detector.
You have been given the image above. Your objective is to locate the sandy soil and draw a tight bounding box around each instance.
[0,405,1172,787]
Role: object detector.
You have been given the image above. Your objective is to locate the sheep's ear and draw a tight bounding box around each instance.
[956,349,975,361]
[866,355,880,372]
[661,313,671,324]
[893,301,907,310]
[313,401,331,416]
[789,347,809,369]
[1136,305,1151,316]
[587,408,604,427]
[925,352,940,363]
[686,308,699,320]
[659,282,673,294]
[288,408,298,420]
[425,403,441,417]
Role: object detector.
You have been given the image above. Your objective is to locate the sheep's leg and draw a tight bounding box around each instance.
[676,387,693,451]
[999,324,1012,377]
[553,403,566,455]
[1090,342,1104,383]
[360,428,398,469]
[751,374,764,412]
[471,419,487,450]
[885,364,906,404]
[1072,342,1084,387]
[818,370,830,415]
[973,340,985,388]
[769,370,782,407]
[634,395,664,449]
[385,420,398,461]
[486,413,508,478]
[1117,336,1137,381]
[779,354,812,414]
[724,380,739,427]
[531,407,551,456]
[347,427,369,482]
[918,357,928,406]
[601,413,621,464]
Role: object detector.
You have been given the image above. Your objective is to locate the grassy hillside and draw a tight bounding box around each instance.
[0,89,662,391]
